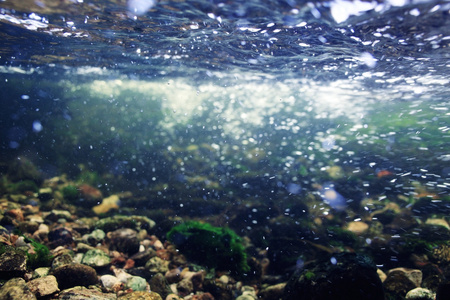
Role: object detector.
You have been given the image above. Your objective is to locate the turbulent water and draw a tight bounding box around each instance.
[0,0,449,206]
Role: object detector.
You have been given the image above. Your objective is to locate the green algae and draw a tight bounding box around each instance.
[167,221,250,276]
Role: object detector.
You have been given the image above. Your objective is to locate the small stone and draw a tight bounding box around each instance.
[406,287,435,300]
[52,263,98,290]
[33,267,51,278]
[166,294,181,300]
[176,278,193,297]
[45,210,72,222]
[27,275,60,297]
[425,218,450,230]
[258,283,286,300]
[146,256,169,274]
[346,221,369,234]
[38,187,53,202]
[83,229,106,245]
[0,277,36,299]
[93,195,120,215]
[126,276,148,292]
[118,291,163,300]
[82,249,111,267]
[108,228,140,255]
[149,273,172,300]
[101,274,119,289]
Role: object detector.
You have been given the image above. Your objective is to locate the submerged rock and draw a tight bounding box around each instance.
[0,277,36,300]
[283,252,384,300]
[27,275,60,298]
[58,286,117,300]
[52,263,98,290]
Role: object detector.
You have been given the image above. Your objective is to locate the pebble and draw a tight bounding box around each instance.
[0,277,36,299]
[126,276,149,292]
[27,275,60,297]
[101,274,120,289]
[405,287,435,300]
[425,218,450,230]
[108,228,140,255]
[346,221,369,234]
[146,256,169,274]
[81,249,111,267]
[117,291,163,300]
[93,195,120,215]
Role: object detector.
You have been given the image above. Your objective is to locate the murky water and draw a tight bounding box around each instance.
[0,0,449,296]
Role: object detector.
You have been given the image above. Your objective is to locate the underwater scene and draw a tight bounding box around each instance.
[0,0,449,299]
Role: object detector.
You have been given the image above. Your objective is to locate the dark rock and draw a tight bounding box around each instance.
[0,249,27,279]
[283,252,384,300]
[149,273,172,300]
[94,215,155,232]
[384,268,422,299]
[0,277,37,300]
[48,227,74,248]
[107,228,140,255]
[129,249,157,267]
[203,279,232,300]
[52,263,98,290]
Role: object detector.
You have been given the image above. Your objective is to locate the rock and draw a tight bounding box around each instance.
[284,252,384,300]
[258,283,286,300]
[0,277,37,299]
[126,276,148,292]
[83,229,106,246]
[48,227,74,247]
[203,279,232,300]
[108,228,140,255]
[165,268,182,284]
[0,249,27,279]
[93,195,120,215]
[27,275,60,297]
[405,287,435,300]
[52,263,98,290]
[81,249,111,267]
[33,267,51,278]
[165,294,181,300]
[425,218,450,230]
[149,273,173,300]
[38,187,53,202]
[101,275,119,289]
[145,256,169,274]
[58,286,117,300]
[384,268,422,299]
[130,249,157,267]
[176,278,193,297]
[117,291,163,300]
[52,251,74,268]
[45,210,72,222]
[94,215,156,232]
[78,184,103,207]
[346,221,369,234]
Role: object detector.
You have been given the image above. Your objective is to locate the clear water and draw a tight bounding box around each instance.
[0,0,449,276]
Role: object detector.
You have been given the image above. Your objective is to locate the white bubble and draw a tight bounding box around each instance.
[330,257,337,265]
[32,120,43,132]
[128,0,156,16]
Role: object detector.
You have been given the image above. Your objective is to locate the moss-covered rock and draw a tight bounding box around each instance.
[167,221,250,276]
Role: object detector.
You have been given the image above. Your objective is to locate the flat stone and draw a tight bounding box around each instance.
[81,249,111,267]
[118,291,163,300]
[52,263,98,290]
